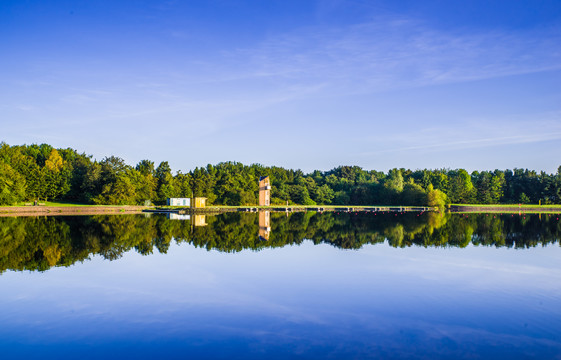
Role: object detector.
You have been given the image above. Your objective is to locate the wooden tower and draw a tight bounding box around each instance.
[259,176,271,206]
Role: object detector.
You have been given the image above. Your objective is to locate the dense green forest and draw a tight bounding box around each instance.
[1,212,559,272]
[1,142,560,206]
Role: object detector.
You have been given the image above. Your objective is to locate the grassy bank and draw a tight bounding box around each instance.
[0,203,149,216]
[6,202,561,216]
[451,203,561,208]
[14,201,136,207]
[450,203,561,213]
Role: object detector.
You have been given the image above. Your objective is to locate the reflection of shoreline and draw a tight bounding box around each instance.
[1,212,560,273]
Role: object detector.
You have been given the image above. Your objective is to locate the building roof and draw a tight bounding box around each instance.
[259,176,269,181]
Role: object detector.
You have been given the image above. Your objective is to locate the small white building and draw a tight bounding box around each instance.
[167,198,191,206]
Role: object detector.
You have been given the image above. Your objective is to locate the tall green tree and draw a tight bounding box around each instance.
[155,161,176,204]
[0,162,26,205]
[448,169,475,203]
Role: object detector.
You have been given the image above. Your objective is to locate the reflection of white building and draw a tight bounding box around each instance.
[167,198,190,206]
[168,213,191,220]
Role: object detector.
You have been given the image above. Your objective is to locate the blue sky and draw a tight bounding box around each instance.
[1,0,560,173]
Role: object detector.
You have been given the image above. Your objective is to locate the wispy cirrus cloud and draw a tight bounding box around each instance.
[359,111,561,156]
[218,17,561,95]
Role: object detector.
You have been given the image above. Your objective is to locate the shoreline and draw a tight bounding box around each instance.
[0,205,148,217]
[1,204,434,217]
[2,204,561,217]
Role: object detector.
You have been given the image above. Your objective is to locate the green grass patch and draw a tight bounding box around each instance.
[11,201,143,207]
[451,203,561,208]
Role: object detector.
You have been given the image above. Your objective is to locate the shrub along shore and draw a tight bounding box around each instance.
[1,142,560,208]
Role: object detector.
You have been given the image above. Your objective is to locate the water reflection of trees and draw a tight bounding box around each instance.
[1,212,560,272]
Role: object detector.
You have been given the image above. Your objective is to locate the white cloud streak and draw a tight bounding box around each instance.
[359,112,561,155]
[220,17,561,95]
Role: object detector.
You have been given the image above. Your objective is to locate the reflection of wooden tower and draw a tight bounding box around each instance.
[259,210,271,241]
[259,176,271,206]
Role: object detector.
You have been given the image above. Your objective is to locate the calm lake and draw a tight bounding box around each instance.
[1,211,560,359]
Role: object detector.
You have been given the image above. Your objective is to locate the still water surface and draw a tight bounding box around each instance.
[1,211,560,359]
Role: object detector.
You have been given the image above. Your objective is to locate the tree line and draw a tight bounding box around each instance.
[1,142,560,206]
[1,212,559,273]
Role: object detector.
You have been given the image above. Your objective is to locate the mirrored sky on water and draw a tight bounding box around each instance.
[1,237,560,359]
